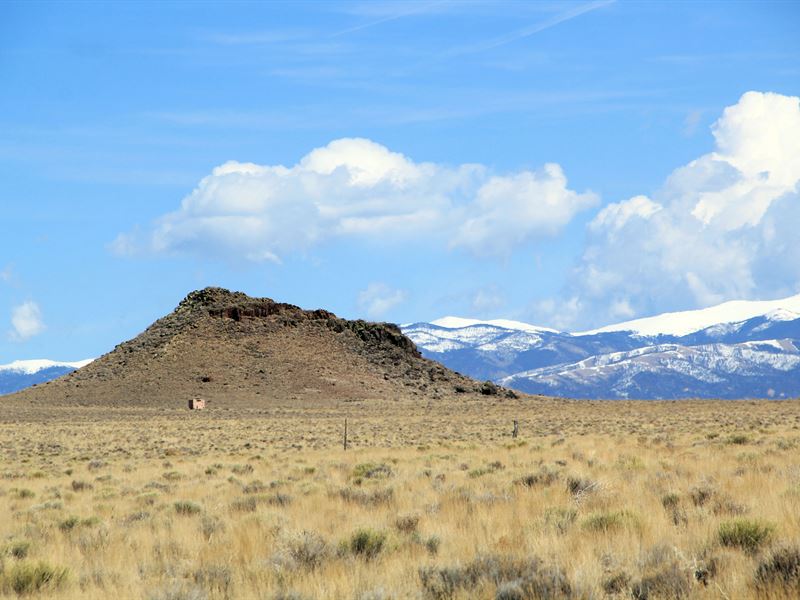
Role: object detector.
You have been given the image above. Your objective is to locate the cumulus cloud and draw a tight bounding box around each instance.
[451,164,598,255]
[115,137,596,261]
[357,282,408,319]
[10,301,45,341]
[553,91,800,329]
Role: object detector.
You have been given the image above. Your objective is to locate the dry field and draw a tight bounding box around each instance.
[0,398,799,599]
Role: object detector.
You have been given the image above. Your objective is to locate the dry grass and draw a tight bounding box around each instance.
[0,398,799,599]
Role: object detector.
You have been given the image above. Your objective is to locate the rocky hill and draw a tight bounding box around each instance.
[9,288,511,408]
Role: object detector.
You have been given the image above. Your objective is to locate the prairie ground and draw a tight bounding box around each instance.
[0,397,799,599]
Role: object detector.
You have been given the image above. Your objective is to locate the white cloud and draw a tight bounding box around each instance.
[556,91,800,329]
[10,301,45,341]
[357,282,408,319]
[116,137,595,261]
[452,164,598,255]
[589,194,661,236]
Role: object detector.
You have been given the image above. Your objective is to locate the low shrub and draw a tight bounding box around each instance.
[272,592,310,600]
[347,529,387,560]
[0,561,68,594]
[718,518,774,553]
[544,507,577,534]
[337,487,394,507]
[267,492,292,507]
[193,565,232,596]
[631,563,692,600]
[689,484,716,507]
[242,480,267,494]
[514,468,559,488]
[352,463,393,480]
[230,496,258,513]
[200,515,225,540]
[394,514,420,534]
[59,516,81,532]
[754,545,800,594]
[581,511,635,533]
[3,540,31,560]
[602,571,631,595]
[566,476,597,497]
[287,531,329,569]
[728,434,750,445]
[124,511,150,524]
[424,535,441,556]
[418,554,572,600]
[174,501,202,516]
[661,493,681,510]
[468,462,504,479]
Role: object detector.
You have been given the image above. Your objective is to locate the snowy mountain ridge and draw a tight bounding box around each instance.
[430,316,558,334]
[0,359,94,396]
[403,292,800,399]
[577,293,800,337]
[0,359,94,375]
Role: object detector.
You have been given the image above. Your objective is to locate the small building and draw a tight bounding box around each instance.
[188,398,206,410]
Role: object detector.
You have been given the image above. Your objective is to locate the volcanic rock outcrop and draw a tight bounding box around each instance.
[11,288,511,407]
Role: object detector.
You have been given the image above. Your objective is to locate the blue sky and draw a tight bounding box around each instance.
[1,0,799,362]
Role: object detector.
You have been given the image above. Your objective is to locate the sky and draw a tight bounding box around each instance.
[1,0,799,362]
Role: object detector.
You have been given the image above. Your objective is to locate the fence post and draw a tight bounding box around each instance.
[512,419,519,439]
[343,418,348,451]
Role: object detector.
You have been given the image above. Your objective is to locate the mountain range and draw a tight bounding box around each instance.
[402,294,800,399]
[5,292,800,400]
[0,359,93,395]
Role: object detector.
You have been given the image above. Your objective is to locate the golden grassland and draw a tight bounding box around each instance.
[0,398,799,599]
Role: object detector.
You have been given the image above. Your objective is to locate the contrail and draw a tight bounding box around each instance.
[330,0,450,38]
[444,0,616,57]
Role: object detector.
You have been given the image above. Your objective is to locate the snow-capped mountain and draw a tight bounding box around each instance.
[0,359,93,395]
[578,293,800,337]
[501,340,800,400]
[403,294,800,399]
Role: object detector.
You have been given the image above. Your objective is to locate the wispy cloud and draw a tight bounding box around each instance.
[143,87,662,132]
[682,108,703,137]
[653,51,798,65]
[357,283,408,319]
[0,265,11,283]
[441,0,615,58]
[144,109,311,129]
[331,0,449,37]
[200,29,310,46]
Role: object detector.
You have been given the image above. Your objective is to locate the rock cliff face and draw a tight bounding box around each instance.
[10,287,509,408]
